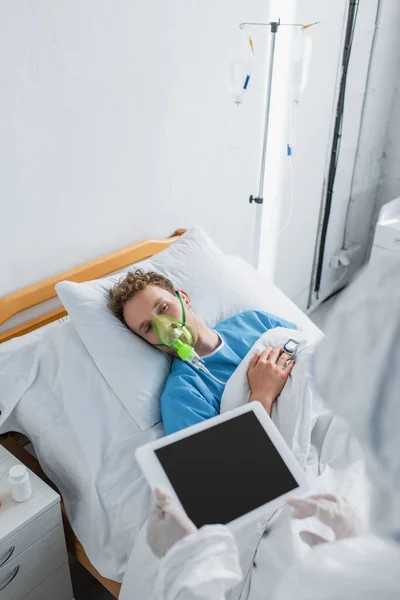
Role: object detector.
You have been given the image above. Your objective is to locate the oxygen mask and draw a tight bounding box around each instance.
[151,291,223,385]
[151,314,196,361]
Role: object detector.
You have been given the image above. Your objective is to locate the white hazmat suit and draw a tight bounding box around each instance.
[123,256,400,600]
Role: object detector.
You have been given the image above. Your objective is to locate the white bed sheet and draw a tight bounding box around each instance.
[0,284,321,583]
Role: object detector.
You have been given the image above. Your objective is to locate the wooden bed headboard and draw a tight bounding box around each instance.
[0,229,186,344]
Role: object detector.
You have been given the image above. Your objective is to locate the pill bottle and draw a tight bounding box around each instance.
[9,465,32,502]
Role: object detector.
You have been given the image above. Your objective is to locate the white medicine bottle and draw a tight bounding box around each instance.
[9,464,32,502]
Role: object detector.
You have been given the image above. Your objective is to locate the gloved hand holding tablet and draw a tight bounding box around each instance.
[136,402,309,532]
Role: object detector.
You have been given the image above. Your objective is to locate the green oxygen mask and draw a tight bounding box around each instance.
[151,314,196,361]
[151,291,198,362]
[151,291,224,385]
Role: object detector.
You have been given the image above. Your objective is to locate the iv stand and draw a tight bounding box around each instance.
[240,19,305,267]
[246,21,279,208]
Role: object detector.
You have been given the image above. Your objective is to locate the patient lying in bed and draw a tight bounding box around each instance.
[108,270,296,434]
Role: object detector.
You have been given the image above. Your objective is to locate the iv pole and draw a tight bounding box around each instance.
[240,19,317,267]
[244,20,280,210]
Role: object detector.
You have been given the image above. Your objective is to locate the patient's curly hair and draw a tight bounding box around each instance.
[108,269,176,322]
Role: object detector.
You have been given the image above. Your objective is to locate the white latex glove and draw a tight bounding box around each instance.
[147,487,198,558]
[287,493,364,547]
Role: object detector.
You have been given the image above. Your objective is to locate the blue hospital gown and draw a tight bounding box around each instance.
[161,310,295,434]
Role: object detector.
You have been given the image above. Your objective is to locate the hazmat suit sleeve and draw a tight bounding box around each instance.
[273,255,400,599]
[156,525,242,600]
[272,534,400,600]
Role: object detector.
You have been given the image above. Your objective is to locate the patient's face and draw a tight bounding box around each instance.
[123,285,196,351]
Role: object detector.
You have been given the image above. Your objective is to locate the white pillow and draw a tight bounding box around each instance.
[137,228,321,335]
[56,228,321,431]
[55,280,171,431]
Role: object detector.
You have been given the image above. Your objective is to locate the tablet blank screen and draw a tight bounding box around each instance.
[155,411,298,528]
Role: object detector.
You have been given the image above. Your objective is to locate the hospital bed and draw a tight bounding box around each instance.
[0,227,323,598]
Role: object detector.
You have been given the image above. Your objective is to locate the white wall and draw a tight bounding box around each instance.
[373,46,400,225]
[320,0,400,291]
[260,0,400,310]
[258,0,348,309]
[0,0,270,296]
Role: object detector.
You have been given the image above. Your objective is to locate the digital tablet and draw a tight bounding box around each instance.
[135,402,308,530]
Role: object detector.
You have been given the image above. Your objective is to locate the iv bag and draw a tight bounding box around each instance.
[290,30,313,101]
[225,32,254,105]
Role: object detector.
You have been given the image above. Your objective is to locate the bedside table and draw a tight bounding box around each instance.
[0,444,74,600]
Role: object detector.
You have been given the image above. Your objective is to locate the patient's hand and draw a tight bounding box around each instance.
[247,346,294,415]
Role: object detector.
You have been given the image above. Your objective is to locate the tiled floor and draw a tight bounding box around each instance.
[307,292,342,331]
